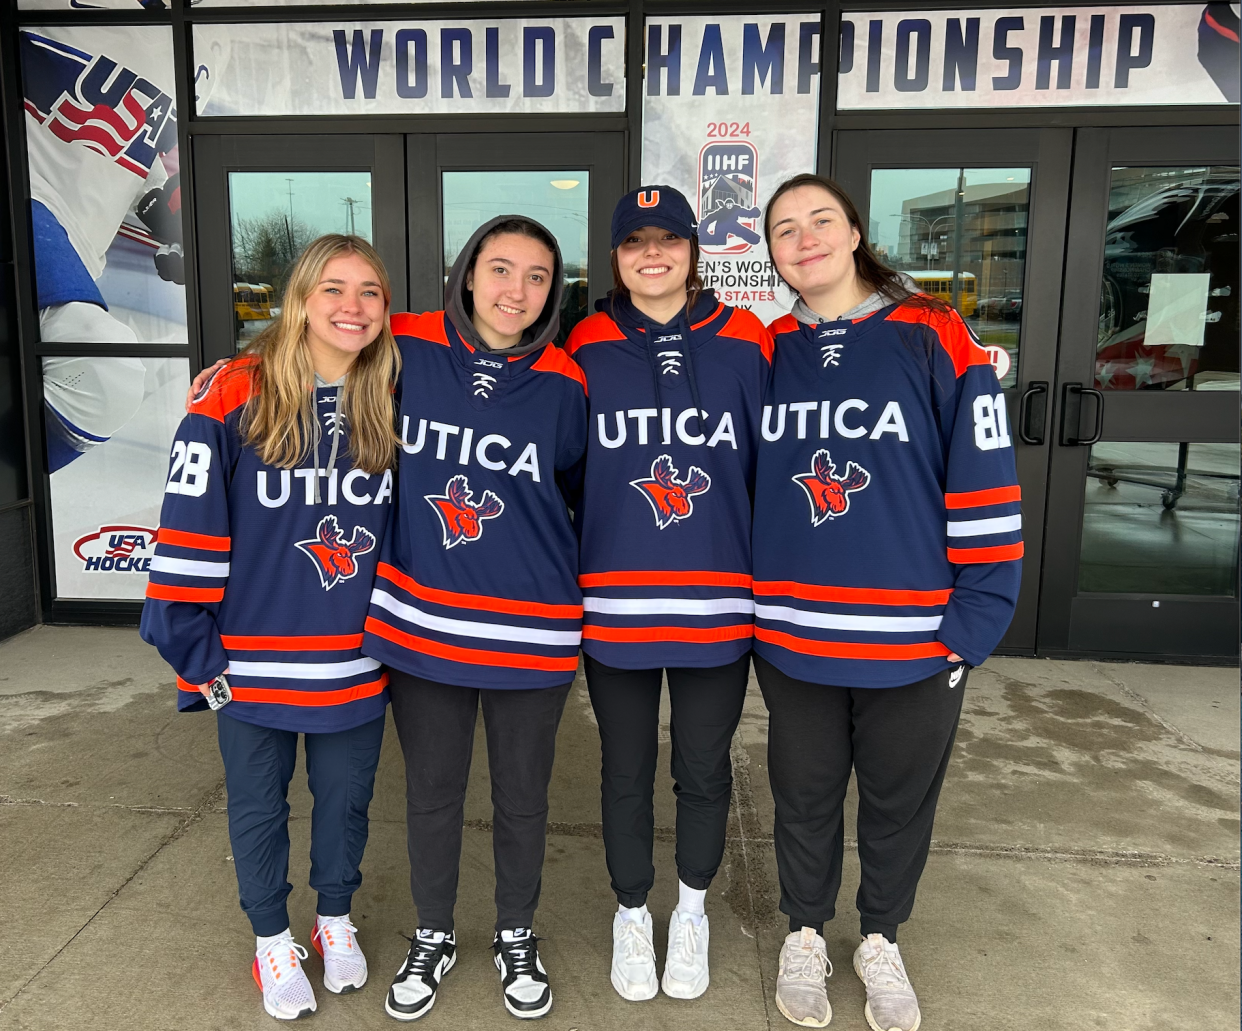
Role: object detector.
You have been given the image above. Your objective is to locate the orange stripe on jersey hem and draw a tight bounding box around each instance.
[753,581,951,606]
[579,570,753,589]
[147,582,225,602]
[582,624,754,644]
[945,485,1022,509]
[366,617,580,673]
[377,563,583,620]
[234,677,388,707]
[157,527,231,551]
[947,543,1025,564]
[755,627,951,660]
[221,634,364,651]
[177,675,387,707]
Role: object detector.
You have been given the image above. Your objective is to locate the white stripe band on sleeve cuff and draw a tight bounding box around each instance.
[583,597,755,616]
[946,514,1022,537]
[149,556,231,578]
[228,657,381,680]
[370,590,581,647]
[754,604,942,633]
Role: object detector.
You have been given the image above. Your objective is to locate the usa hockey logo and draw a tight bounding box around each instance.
[73,524,157,573]
[21,32,177,179]
[631,455,711,529]
[697,141,760,255]
[425,475,504,549]
[793,450,870,526]
[295,515,376,591]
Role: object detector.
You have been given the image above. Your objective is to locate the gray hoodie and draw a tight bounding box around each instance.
[792,271,919,325]
[444,214,565,359]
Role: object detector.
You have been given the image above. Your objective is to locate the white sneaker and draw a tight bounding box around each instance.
[661,911,710,999]
[252,933,317,1020]
[312,914,367,994]
[493,928,552,1019]
[853,934,921,1031]
[775,927,832,1028]
[385,929,456,1021]
[610,910,658,1001]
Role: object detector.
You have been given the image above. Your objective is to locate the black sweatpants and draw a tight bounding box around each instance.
[585,653,750,909]
[388,669,572,933]
[755,654,966,942]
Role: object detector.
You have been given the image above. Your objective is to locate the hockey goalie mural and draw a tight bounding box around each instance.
[21,25,189,600]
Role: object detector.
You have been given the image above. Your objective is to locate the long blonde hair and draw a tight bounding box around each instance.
[239,234,400,475]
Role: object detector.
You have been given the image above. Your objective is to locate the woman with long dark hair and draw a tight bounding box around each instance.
[565,186,771,1002]
[364,216,588,1023]
[145,234,400,1020]
[754,174,1022,1030]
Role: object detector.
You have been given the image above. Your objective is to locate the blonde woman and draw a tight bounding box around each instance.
[142,235,399,1021]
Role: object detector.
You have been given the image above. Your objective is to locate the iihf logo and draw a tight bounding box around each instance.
[631,455,711,529]
[697,141,759,254]
[425,475,504,549]
[793,450,870,526]
[295,515,376,590]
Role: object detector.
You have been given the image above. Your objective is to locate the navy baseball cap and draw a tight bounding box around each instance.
[610,186,697,249]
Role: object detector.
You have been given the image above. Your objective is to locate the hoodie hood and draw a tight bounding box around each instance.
[792,272,918,325]
[444,214,565,358]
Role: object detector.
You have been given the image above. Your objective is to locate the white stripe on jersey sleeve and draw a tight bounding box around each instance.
[149,556,231,578]
[946,515,1022,537]
[228,657,382,680]
[755,604,943,633]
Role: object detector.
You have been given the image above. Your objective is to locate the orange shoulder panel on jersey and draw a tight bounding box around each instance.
[717,308,774,363]
[689,302,725,331]
[530,343,588,395]
[564,311,625,356]
[768,313,801,338]
[188,354,257,422]
[390,310,449,346]
[885,299,991,378]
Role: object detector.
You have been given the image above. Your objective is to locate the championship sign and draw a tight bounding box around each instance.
[641,16,822,327]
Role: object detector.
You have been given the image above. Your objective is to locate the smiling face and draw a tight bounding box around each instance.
[615,226,692,312]
[767,184,862,300]
[303,251,386,373]
[465,232,556,350]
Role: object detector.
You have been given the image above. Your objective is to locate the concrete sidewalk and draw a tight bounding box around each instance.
[1,626,1237,1031]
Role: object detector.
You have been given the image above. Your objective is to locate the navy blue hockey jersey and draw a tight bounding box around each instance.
[753,303,1022,687]
[140,357,392,732]
[361,312,589,689]
[566,294,772,669]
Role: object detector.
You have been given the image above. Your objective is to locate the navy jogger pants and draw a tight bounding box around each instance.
[216,711,386,937]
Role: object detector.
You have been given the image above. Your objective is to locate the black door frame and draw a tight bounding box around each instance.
[405,132,626,318]
[833,127,1074,656]
[1038,125,1240,663]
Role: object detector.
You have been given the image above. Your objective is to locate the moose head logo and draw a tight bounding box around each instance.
[425,474,505,549]
[295,515,377,590]
[793,449,870,526]
[630,454,712,529]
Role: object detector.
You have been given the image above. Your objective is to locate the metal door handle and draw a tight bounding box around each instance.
[1059,383,1105,446]
[1017,381,1048,445]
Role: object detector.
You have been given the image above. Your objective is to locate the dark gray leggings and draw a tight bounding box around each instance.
[388,669,571,933]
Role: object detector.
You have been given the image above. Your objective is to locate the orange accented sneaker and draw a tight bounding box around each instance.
[312,914,368,994]
[253,932,317,1020]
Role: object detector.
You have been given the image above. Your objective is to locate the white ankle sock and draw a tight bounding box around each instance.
[618,903,649,925]
[256,928,292,953]
[676,880,707,921]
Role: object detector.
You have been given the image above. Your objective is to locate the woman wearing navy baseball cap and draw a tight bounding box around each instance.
[565,186,772,1002]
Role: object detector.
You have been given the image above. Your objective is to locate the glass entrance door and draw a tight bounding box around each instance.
[835,129,1075,655]
[1039,127,1240,661]
[406,132,625,338]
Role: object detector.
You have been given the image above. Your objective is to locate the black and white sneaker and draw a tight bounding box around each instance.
[492,928,552,1019]
[385,929,456,1021]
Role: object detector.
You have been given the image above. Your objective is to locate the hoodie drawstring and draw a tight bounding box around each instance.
[639,311,706,440]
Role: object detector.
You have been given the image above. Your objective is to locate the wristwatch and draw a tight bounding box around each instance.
[203,672,232,710]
